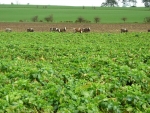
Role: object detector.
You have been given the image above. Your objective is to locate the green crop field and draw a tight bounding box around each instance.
[0,4,150,23]
[0,32,150,112]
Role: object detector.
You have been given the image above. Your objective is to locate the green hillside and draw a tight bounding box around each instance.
[0,4,149,23]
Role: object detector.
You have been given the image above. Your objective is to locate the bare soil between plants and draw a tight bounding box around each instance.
[0,22,150,33]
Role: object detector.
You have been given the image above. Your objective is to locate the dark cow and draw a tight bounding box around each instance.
[121,28,128,33]
[5,28,12,32]
[148,29,150,32]
[59,27,66,32]
[27,28,34,32]
[82,27,90,32]
[50,27,60,32]
[74,28,82,33]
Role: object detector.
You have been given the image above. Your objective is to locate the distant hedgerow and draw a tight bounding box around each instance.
[44,15,53,22]
[31,15,38,22]
[121,17,127,23]
[75,16,91,23]
[144,17,150,23]
[94,17,100,23]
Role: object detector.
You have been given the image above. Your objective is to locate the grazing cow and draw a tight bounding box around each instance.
[50,27,60,32]
[148,29,150,32]
[5,28,12,32]
[82,27,90,32]
[121,28,128,33]
[59,27,66,32]
[27,28,34,32]
[74,28,82,33]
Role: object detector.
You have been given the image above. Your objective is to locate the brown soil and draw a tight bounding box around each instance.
[0,22,150,33]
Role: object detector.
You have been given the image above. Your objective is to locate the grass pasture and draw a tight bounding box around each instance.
[0,32,150,112]
[0,4,150,23]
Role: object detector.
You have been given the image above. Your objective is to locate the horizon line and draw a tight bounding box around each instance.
[0,3,145,7]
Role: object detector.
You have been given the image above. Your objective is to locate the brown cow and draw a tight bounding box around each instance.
[121,28,128,33]
[27,28,34,32]
[74,28,82,33]
[50,27,60,32]
[82,27,90,32]
[59,27,66,32]
[148,29,150,32]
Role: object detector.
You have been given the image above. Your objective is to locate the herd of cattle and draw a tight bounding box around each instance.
[4,27,150,33]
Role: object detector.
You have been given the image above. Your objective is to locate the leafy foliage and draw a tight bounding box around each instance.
[142,0,150,7]
[44,14,53,22]
[144,16,150,23]
[121,17,127,23]
[0,32,150,112]
[94,16,100,23]
[31,15,38,22]
[75,16,90,23]
[101,0,118,7]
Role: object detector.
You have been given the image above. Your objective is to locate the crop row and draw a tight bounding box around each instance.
[0,32,150,112]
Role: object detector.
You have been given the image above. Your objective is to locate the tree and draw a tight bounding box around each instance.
[142,0,150,7]
[94,17,100,23]
[120,0,137,7]
[44,15,53,22]
[101,0,118,7]
[128,0,137,7]
[121,0,130,7]
[75,17,85,23]
[121,17,127,23]
[31,15,38,22]
[144,17,150,23]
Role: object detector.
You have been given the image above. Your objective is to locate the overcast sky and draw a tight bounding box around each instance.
[0,0,144,7]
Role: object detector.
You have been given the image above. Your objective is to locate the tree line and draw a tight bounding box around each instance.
[31,15,101,23]
[30,15,150,23]
[101,0,150,7]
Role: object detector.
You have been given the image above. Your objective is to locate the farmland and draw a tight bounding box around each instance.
[0,5,150,23]
[0,5,150,33]
[0,4,150,113]
[0,32,150,112]
[0,22,150,33]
